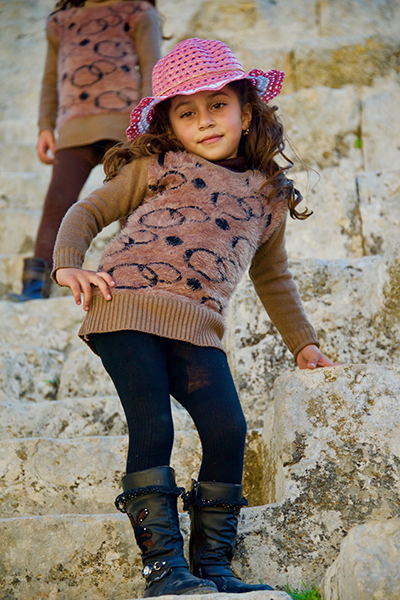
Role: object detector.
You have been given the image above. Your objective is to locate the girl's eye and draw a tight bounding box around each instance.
[180,111,194,118]
[212,102,226,110]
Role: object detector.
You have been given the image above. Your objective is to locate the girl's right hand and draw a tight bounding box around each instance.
[37,129,56,164]
[55,267,115,311]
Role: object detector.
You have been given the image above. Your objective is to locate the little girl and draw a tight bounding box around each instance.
[9,0,161,301]
[52,38,336,597]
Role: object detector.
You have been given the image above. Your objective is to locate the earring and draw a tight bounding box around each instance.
[242,128,249,136]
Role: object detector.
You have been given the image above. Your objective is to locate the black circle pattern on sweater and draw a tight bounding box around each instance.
[98,152,287,316]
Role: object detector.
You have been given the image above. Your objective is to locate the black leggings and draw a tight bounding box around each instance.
[92,330,247,484]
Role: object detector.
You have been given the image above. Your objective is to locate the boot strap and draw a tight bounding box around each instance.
[115,485,184,513]
[142,560,171,588]
[182,483,248,511]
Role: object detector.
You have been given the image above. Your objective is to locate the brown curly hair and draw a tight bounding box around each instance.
[103,79,311,220]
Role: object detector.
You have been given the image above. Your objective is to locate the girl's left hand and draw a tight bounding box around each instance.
[296,344,340,370]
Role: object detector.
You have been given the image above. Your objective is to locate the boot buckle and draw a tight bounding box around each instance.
[142,560,167,580]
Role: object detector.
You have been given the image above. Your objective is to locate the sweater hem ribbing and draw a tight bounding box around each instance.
[79,291,227,355]
[55,114,132,150]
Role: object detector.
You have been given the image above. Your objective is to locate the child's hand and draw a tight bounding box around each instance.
[296,344,340,370]
[55,267,115,311]
[37,129,56,164]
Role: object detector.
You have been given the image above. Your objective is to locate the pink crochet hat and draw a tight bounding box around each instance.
[126,38,285,141]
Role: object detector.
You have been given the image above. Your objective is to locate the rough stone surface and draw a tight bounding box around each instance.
[319,0,400,37]
[225,246,400,427]
[0,426,263,515]
[0,396,128,440]
[321,518,400,600]
[276,85,362,171]
[220,365,400,591]
[295,33,400,90]
[357,168,400,256]
[362,79,400,172]
[0,297,83,352]
[0,513,292,600]
[0,343,64,403]
[285,166,363,260]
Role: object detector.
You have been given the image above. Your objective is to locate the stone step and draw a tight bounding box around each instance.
[0,511,290,600]
[0,5,49,69]
[0,219,119,296]
[0,170,50,210]
[0,395,195,441]
[0,343,64,404]
[0,66,42,121]
[226,248,400,420]
[0,427,264,517]
[2,248,400,430]
[0,142,49,173]
[0,254,25,296]
[0,396,127,440]
[286,166,400,260]
[0,118,38,145]
[239,31,400,95]
[0,208,41,255]
[0,296,83,351]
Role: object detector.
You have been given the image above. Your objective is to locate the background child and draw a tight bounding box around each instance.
[8,0,161,301]
[52,38,336,596]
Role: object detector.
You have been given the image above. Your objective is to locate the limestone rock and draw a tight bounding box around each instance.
[184,0,318,58]
[276,85,362,171]
[0,513,292,600]
[285,166,363,260]
[0,425,264,516]
[0,343,64,403]
[295,33,400,90]
[362,79,400,172]
[225,247,400,427]
[0,208,41,254]
[321,518,400,600]
[0,396,128,440]
[266,364,400,506]
[57,346,117,399]
[0,255,25,295]
[0,297,84,351]
[0,514,143,600]
[319,0,400,37]
[0,394,198,442]
[0,170,49,210]
[357,168,400,256]
[235,364,400,589]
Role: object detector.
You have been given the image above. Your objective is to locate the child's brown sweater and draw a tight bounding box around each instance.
[39,0,161,149]
[52,151,319,357]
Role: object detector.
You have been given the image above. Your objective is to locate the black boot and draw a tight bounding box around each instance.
[2,258,51,302]
[184,480,274,593]
[115,466,218,598]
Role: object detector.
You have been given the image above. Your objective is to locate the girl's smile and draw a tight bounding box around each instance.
[169,86,251,162]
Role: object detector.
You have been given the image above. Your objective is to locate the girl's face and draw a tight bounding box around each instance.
[168,86,251,162]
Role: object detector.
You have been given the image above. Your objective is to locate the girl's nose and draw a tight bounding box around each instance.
[198,110,215,129]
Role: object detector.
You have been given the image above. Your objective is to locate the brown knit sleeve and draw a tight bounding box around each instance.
[38,26,59,132]
[249,219,319,358]
[133,5,162,97]
[51,156,150,279]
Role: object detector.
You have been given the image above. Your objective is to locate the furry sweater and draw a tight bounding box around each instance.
[52,152,319,356]
[99,152,287,318]
[39,0,161,148]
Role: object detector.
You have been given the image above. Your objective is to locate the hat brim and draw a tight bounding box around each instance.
[126,68,285,142]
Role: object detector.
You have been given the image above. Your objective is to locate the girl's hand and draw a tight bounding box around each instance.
[55,267,115,311]
[296,344,340,370]
[37,129,56,164]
